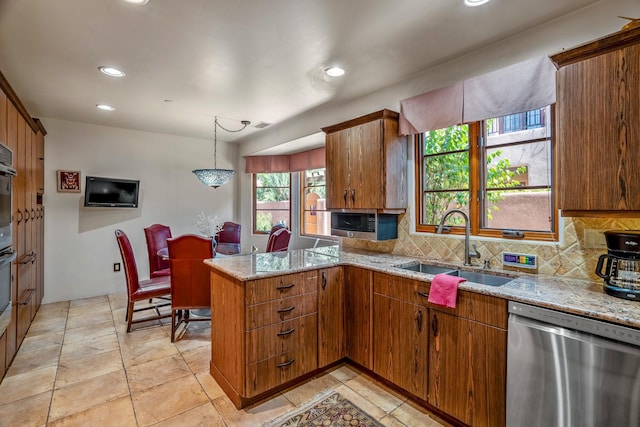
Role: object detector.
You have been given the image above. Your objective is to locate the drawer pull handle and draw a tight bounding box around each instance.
[276,284,295,290]
[416,291,429,298]
[277,306,295,314]
[277,328,295,337]
[277,359,295,368]
[18,288,35,305]
[432,314,439,337]
[321,271,327,290]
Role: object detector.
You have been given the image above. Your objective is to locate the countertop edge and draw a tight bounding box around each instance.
[206,247,640,330]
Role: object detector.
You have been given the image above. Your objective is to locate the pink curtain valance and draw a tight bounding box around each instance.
[244,147,326,173]
[399,56,556,135]
[463,56,556,123]
[399,83,463,136]
[289,147,325,172]
[244,155,290,173]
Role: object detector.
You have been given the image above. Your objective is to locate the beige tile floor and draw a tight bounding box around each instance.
[0,294,448,426]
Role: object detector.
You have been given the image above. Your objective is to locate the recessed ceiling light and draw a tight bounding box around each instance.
[464,0,491,6]
[325,66,345,77]
[98,66,125,77]
[123,0,149,4]
[96,104,116,111]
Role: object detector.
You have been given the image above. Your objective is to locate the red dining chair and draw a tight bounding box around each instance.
[216,221,241,245]
[266,227,291,252]
[144,224,172,278]
[167,234,214,342]
[115,229,172,332]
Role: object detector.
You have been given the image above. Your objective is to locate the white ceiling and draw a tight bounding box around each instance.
[0,0,601,146]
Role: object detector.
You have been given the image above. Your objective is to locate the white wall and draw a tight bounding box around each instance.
[42,118,238,303]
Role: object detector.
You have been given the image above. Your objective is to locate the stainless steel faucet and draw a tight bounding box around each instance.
[436,208,481,266]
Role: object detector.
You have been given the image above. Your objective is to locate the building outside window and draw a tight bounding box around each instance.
[417,105,555,241]
[253,173,291,234]
[301,168,331,237]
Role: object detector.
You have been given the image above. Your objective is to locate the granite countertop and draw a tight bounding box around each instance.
[205,245,640,330]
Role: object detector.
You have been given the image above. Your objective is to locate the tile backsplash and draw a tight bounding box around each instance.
[341,210,640,282]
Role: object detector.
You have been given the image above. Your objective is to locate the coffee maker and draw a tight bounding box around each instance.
[595,230,640,300]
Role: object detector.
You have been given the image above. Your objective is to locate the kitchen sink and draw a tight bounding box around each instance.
[399,263,457,275]
[446,270,513,287]
[398,263,513,286]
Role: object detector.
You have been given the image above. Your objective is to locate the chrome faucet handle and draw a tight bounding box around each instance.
[483,259,491,269]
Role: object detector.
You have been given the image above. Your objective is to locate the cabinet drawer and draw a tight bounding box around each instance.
[431,290,508,329]
[245,271,317,305]
[246,292,317,330]
[246,314,317,364]
[374,272,426,303]
[374,272,507,328]
[245,345,318,397]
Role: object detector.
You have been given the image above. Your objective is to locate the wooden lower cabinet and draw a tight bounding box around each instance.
[373,271,507,427]
[428,311,507,427]
[345,266,373,369]
[210,265,507,423]
[318,267,345,367]
[211,270,319,406]
[245,315,318,396]
[373,293,428,400]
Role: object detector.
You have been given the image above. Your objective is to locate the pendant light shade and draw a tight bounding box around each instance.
[193,116,250,188]
[192,168,235,188]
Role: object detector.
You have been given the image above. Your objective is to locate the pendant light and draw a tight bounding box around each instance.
[193,116,250,188]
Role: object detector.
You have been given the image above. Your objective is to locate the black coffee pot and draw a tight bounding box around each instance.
[595,230,640,300]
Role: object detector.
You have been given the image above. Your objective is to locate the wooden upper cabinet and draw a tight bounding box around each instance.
[551,27,640,214]
[322,110,407,212]
[0,91,6,146]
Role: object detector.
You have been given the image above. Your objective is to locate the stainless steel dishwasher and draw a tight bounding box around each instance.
[507,301,640,427]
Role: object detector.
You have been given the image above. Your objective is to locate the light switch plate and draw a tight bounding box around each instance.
[584,229,607,249]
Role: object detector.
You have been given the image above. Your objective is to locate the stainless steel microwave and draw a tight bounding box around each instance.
[330,211,398,241]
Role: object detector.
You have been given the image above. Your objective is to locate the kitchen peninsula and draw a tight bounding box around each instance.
[205,246,640,426]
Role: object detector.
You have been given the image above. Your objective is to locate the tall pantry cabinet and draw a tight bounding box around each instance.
[0,71,45,378]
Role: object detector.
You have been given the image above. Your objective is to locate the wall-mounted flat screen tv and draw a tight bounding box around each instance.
[84,176,140,208]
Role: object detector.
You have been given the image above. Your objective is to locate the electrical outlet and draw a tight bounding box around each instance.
[113,262,121,272]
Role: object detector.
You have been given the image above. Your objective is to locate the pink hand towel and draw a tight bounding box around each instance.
[428,274,467,308]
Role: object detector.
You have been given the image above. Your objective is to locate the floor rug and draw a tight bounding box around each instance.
[267,391,384,427]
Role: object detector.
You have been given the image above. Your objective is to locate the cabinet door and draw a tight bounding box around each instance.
[557,44,640,211]
[348,120,383,209]
[428,311,506,427]
[325,129,350,209]
[317,267,345,367]
[373,294,428,400]
[36,131,44,193]
[0,91,6,145]
[345,266,372,369]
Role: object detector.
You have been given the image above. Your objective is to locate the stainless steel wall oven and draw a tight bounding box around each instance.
[0,143,16,316]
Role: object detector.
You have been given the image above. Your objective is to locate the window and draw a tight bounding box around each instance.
[300,168,331,237]
[253,173,291,234]
[417,105,556,241]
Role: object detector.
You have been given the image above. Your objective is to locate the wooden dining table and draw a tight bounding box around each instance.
[157,242,241,260]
